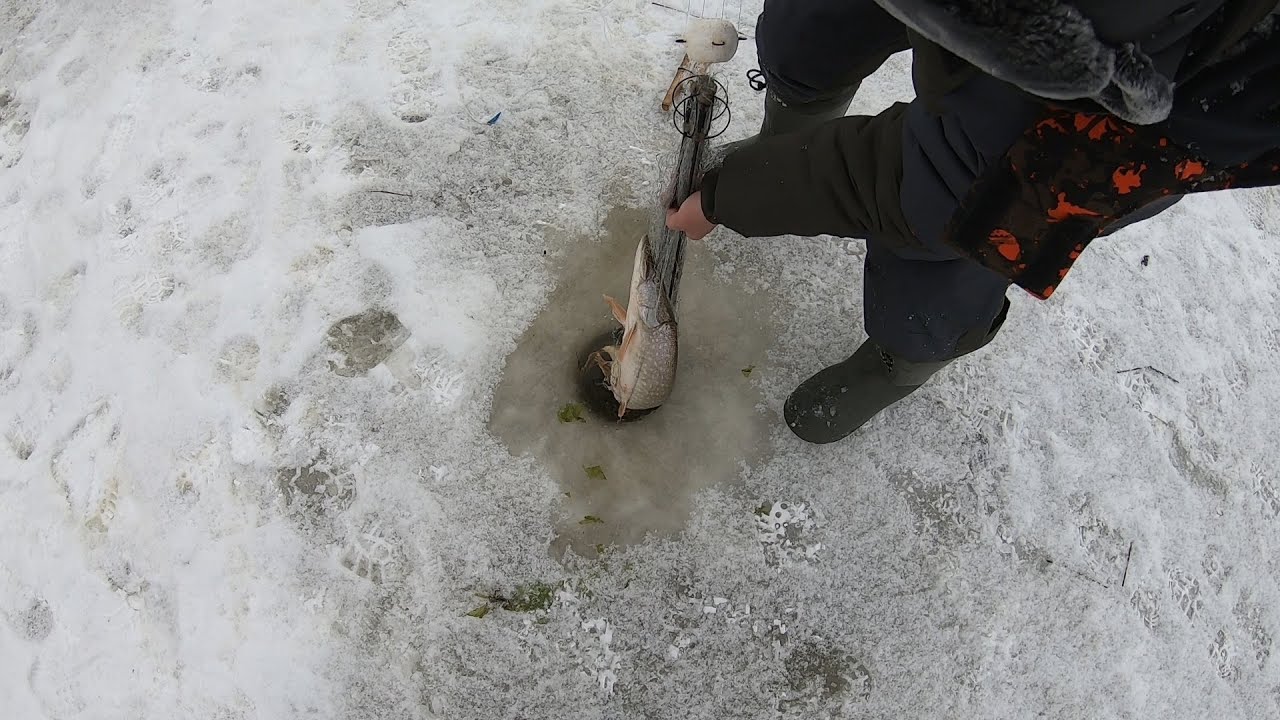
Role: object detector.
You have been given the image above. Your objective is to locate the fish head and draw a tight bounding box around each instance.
[633,234,657,286]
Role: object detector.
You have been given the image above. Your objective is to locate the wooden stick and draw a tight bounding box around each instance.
[1121,541,1134,587]
[650,0,689,13]
[661,53,694,112]
[661,58,710,113]
[1116,366,1180,384]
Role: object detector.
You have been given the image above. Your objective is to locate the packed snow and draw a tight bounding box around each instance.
[2,0,1279,718]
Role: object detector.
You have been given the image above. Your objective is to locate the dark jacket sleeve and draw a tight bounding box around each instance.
[699,102,917,245]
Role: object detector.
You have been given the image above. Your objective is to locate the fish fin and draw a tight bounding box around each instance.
[614,331,641,416]
[584,348,612,374]
[617,325,638,362]
[615,378,633,417]
[603,294,627,325]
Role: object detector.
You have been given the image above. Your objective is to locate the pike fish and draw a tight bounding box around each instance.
[593,234,678,416]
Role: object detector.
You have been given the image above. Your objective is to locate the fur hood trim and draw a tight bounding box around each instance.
[874,0,1175,124]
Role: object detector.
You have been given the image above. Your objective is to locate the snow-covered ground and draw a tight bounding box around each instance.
[3,0,1279,717]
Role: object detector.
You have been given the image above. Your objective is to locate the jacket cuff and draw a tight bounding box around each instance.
[698,168,720,224]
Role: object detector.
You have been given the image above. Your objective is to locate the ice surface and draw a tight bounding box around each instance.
[2,0,1280,718]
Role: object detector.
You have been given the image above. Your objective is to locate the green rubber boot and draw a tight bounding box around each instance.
[783,301,1009,444]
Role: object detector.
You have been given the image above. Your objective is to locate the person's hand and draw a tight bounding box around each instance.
[665,191,718,240]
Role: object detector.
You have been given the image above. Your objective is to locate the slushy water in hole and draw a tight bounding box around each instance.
[488,204,779,558]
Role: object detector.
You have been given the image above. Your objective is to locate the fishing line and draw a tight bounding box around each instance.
[670,74,731,139]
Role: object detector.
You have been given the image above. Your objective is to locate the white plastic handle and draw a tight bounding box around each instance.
[683,19,739,65]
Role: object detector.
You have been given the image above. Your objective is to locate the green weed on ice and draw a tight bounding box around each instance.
[558,403,587,423]
[502,582,558,612]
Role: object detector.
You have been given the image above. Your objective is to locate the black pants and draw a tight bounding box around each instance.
[755,0,1018,363]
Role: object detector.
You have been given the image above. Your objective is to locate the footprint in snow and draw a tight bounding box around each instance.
[1168,567,1203,622]
[0,88,31,168]
[1209,628,1239,681]
[10,596,54,642]
[781,639,873,713]
[1130,586,1161,630]
[1233,598,1273,670]
[50,400,125,537]
[276,453,356,515]
[1074,509,1128,585]
[323,308,409,377]
[0,302,38,386]
[339,516,397,584]
[1252,463,1280,519]
[5,419,35,461]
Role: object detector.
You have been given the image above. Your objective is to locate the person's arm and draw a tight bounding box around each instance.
[670,103,917,244]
